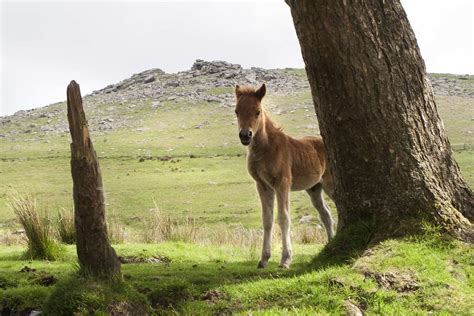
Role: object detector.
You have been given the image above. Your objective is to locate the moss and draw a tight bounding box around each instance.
[43,276,149,316]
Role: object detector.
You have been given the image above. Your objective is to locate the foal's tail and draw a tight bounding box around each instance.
[313,137,335,200]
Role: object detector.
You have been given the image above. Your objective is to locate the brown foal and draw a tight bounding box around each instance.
[234,83,335,269]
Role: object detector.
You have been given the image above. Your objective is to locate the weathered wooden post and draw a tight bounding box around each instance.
[67,80,121,278]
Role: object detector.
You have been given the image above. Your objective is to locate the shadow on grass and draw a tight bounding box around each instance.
[310,219,375,269]
[43,222,376,314]
[40,257,312,315]
[9,221,376,314]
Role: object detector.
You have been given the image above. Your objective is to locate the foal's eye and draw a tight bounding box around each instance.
[256,111,260,116]
[235,110,238,115]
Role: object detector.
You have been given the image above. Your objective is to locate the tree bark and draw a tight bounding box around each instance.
[287,0,473,241]
[67,80,121,278]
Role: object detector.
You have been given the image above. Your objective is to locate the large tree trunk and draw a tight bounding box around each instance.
[286,0,473,241]
[67,80,121,278]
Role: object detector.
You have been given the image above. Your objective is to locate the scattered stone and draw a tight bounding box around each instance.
[151,101,161,109]
[143,75,155,83]
[343,300,363,316]
[118,255,171,264]
[363,270,419,292]
[20,266,36,273]
[298,215,316,224]
[158,156,172,161]
[201,289,225,302]
[37,274,57,286]
[165,81,180,88]
[205,96,221,103]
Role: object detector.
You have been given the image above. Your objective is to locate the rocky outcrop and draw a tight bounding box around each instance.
[428,74,474,97]
[0,60,472,141]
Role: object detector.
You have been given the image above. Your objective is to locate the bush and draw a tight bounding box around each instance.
[142,198,200,243]
[57,208,76,244]
[9,194,63,260]
[107,216,126,244]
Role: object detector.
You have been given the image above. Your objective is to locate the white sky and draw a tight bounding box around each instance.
[1,0,473,115]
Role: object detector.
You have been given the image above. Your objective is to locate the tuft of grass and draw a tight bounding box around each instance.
[0,230,24,245]
[142,198,201,244]
[142,211,199,244]
[56,208,75,244]
[142,198,327,253]
[107,216,127,244]
[293,224,327,244]
[9,194,63,260]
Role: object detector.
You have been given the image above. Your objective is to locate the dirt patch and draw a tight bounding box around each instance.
[201,289,225,302]
[148,283,192,309]
[118,255,171,264]
[19,265,36,273]
[363,270,419,292]
[18,265,57,287]
[448,259,468,282]
[37,274,57,286]
[108,301,149,316]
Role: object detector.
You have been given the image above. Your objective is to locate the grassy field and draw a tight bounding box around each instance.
[0,226,472,314]
[0,90,472,234]
[0,71,473,314]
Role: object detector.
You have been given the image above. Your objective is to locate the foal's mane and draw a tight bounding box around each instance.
[236,86,258,97]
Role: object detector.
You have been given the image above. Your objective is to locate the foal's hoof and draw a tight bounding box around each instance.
[257,261,267,269]
[279,258,291,269]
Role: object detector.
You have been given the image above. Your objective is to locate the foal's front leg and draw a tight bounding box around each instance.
[256,182,275,268]
[276,180,292,268]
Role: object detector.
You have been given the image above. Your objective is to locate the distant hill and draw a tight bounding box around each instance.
[1,60,472,140]
[0,60,472,227]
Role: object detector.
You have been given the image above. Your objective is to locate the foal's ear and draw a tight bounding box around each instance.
[235,85,242,99]
[255,83,266,100]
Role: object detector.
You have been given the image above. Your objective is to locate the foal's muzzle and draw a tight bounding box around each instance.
[239,130,252,146]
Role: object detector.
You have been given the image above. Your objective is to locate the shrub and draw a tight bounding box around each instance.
[9,194,63,260]
[57,208,76,244]
[142,199,201,243]
[293,224,326,244]
[143,211,200,244]
[107,215,127,244]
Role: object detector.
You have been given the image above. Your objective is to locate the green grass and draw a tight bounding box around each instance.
[1,71,472,314]
[1,228,472,314]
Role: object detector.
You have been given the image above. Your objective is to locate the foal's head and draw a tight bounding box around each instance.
[234,83,266,146]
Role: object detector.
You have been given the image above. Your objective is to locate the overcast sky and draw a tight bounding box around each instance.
[1,0,473,116]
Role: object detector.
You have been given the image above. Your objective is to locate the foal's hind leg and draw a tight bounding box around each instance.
[306,183,335,241]
[256,181,275,269]
[276,180,292,268]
